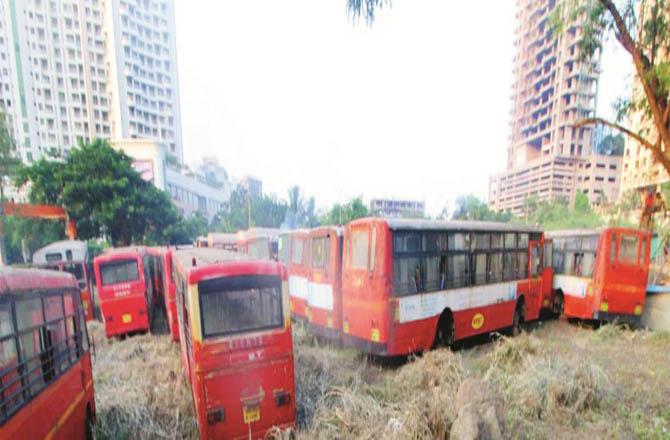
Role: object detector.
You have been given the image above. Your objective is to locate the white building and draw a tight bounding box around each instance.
[0,0,181,163]
[112,138,231,220]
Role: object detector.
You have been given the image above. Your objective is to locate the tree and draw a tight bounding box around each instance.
[211,187,287,233]
[451,195,512,222]
[283,185,318,229]
[596,133,625,155]
[521,192,603,230]
[347,0,390,24]
[0,111,20,202]
[320,197,369,225]
[553,0,670,174]
[14,139,191,246]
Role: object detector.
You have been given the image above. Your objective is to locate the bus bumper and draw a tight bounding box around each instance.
[342,333,388,356]
[593,311,641,326]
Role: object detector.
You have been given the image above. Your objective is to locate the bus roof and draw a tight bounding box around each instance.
[371,218,541,233]
[0,266,78,295]
[172,248,283,284]
[208,232,238,243]
[95,246,147,263]
[33,240,88,265]
[546,227,649,239]
[309,225,343,237]
[242,228,281,240]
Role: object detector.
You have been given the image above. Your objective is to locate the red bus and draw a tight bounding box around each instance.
[547,227,651,324]
[238,228,280,260]
[306,226,344,341]
[0,267,95,439]
[93,247,161,338]
[32,240,95,321]
[157,247,180,342]
[208,233,238,251]
[171,248,295,439]
[340,218,552,356]
[286,230,310,322]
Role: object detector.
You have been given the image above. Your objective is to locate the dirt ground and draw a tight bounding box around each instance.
[88,318,670,439]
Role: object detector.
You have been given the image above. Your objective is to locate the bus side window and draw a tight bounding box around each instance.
[0,301,22,418]
[15,298,46,397]
[369,226,377,272]
[640,237,647,266]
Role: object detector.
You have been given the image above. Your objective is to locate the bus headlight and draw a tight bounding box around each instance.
[634,305,643,316]
[600,301,608,313]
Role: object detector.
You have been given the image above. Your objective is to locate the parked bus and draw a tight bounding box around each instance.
[195,236,209,248]
[0,267,95,439]
[207,233,238,251]
[278,231,291,268]
[286,229,310,322]
[32,240,95,321]
[306,226,344,341]
[238,228,280,260]
[156,247,180,342]
[171,248,295,439]
[93,247,162,338]
[547,227,651,324]
[340,218,552,356]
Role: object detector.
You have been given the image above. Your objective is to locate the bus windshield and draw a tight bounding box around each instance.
[198,274,283,337]
[100,259,140,285]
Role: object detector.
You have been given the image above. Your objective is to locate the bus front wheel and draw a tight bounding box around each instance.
[551,292,564,319]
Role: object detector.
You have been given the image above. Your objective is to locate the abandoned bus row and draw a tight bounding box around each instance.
[0,218,650,439]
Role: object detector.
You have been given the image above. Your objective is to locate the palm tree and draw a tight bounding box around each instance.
[347,0,389,24]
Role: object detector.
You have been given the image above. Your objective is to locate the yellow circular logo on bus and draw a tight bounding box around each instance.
[471,313,484,330]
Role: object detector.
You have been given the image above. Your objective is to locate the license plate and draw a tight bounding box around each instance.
[122,313,132,324]
[243,405,260,423]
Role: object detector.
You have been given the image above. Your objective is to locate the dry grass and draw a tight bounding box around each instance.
[89,319,670,439]
[87,321,197,440]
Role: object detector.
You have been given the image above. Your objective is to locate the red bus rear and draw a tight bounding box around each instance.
[287,230,310,322]
[93,247,156,338]
[172,248,295,439]
[548,227,650,324]
[0,267,95,439]
[306,226,344,341]
[341,218,552,356]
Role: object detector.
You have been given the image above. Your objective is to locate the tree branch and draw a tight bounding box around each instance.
[598,0,637,58]
[575,117,670,170]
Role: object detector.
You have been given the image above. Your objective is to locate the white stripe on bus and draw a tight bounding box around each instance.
[398,281,518,324]
[553,274,589,298]
[307,282,333,310]
[288,275,309,300]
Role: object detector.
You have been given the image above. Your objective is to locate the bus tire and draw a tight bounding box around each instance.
[433,309,454,349]
[85,404,94,440]
[511,300,525,337]
[551,291,564,319]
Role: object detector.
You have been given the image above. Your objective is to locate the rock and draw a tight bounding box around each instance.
[450,379,505,440]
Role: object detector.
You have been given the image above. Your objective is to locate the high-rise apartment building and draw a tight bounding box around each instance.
[488,0,621,215]
[0,0,181,164]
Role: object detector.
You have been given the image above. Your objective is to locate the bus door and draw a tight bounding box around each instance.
[527,240,543,321]
[542,239,554,310]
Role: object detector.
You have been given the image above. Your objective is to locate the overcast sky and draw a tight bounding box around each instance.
[174,0,630,216]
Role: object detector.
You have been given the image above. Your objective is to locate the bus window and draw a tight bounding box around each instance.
[447,254,470,287]
[581,253,596,277]
[278,236,290,265]
[291,238,304,266]
[394,232,420,253]
[393,257,421,294]
[369,226,377,271]
[311,237,328,269]
[490,252,503,282]
[424,232,448,252]
[473,233,490,251]
[62,263,85,289]
[619,235,639,264]
[640,237,647,266]
[517,251,528,278]
[198,275,283,337]
[100,259,139,285]
[503,252,515,279]
[474,253,487,284]
[424,256,441,291]
[518,233,529,248]
[491,233,503,249]
[44,294,67,374]
[350,229,369,269]
[0,302,21,416]
[15,298,45,396]
[504,233,516,249]
[610,233,617,262]
[451,233,471,251]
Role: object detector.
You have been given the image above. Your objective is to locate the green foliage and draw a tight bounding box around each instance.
[320,197,369,226]
[451,195,512,222]
[210,187,287,233]
[0,111,20,201]
[2,217,64,264]
[521,192,603,230]
[14,139,195,246]
[285,186,318,229]
[346,0,390,24]
[596,133,625,155]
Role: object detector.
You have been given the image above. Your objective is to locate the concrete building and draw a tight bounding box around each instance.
[235,175,263,199]
[0,0,181,163]
[488,0,621,215]
[112,139,230,220]
[370,198,425,218]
